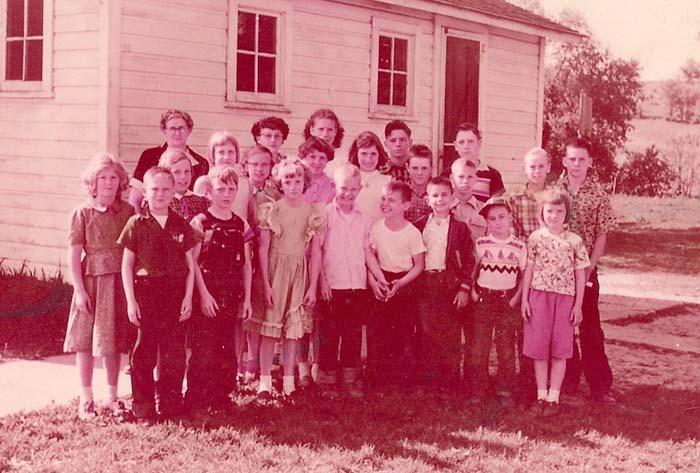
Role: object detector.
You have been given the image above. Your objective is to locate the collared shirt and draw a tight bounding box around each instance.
[305,173,336,204]
[118,208,199,278]
[406,184,431,224]
[528,228,590,296]
[451,196,487,240]
[321,201,373,289]
[471,161,505,202]
[508,183,543,241]
[170,191,209,222]
[380,162,410,183]
[555,173,617,254]
[422,214,449,271]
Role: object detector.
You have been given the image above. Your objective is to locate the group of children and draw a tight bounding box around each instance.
[65,108,616,423]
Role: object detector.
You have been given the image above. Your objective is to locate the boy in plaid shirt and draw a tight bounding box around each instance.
[405,144,433,225]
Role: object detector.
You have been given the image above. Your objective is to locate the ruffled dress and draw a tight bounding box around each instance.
[244,199,324,339]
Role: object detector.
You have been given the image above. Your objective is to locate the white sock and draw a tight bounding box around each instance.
[311,363,319,381]
[547,389,560,403]
[537,389,548,401]
[298,362,311,379]
[80,386,94,403]
[258,375,272,393]
[108,385,118,401]
[283,375,296,395]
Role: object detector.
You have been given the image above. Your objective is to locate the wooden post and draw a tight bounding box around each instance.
[579,91,593,136]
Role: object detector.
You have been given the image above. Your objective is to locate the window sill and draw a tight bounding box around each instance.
[224,100,291,114]
[0,89,54,99]
[368,110,418,122]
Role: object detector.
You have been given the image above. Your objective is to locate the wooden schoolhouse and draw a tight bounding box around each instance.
[0,0,580,272]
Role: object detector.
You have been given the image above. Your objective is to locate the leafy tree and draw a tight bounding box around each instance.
[618,146,677,197]
[664,58,700,123]
[668,133,700,197]
[542,14,642,183]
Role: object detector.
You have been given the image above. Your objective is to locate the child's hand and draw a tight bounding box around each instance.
[320,276,332,302]
[241,299,253,321]
[453,290,469,309]
[200,291,219,318]
[368,277,385,301]
[470,287,480,303]
[127,301,141,327]
[386,279,403,299]
[263,284,275,308]
[571,305,583,326]
[75,288,92,314]
[303,287,317,308]
[179,297,192,322]
[521,301,531,322]
[508,294,521,309]
[376,277,390,296]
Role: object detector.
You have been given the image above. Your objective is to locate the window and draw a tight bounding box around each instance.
[226,1,291,110]
[370,17,418,118]
[0,0,52,95]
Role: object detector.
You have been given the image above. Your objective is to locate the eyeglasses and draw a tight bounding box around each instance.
[166,126,188,134]
[260,132,284,140]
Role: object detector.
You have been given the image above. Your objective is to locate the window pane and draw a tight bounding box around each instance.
[7,0,25,37]
[27,0,43,36]
[5,40,24,80]
[394,38,407,72]
[392,73,407,106]
[258,56,275,93]
[377,71,391,105]
[237,11,256,52]
[258,15,276,54]
[26,39,42,80]
[378,36,392,70]
[236,52,255,91]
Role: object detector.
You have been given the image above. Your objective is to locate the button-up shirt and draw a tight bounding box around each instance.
[305,173,336,205]
[406,183,431,224]
[508,183,543,241]
[422,214,449,271]
[451,195,487,240]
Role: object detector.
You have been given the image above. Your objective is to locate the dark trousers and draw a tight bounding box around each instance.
[564,270,613,395]
[515,321,536,402]
[318,289,366,372]
[415,271,462,385]
[472,290,517,398]
[130,277,186,418]
[366,271,412,385]
[462,300,476,393]
[185,287,240,409]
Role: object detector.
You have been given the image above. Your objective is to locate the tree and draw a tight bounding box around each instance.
[618,146,677,197]
[668,133,700,197]
[543,15,642,183]
[664,58,700,123]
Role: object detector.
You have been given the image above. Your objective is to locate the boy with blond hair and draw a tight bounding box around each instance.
[450,159,487,240]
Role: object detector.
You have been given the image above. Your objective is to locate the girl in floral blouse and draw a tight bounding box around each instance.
[521,189,590,416]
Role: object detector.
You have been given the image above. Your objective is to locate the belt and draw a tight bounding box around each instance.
[476,285,515,298]
[425,269,446,274]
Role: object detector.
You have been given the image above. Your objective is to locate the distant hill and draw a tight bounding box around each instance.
[638,81,669,119]
[625,118,699,155]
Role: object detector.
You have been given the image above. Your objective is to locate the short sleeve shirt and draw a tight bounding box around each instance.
[422,214,449,271]
[305,174,336,205]
[451,197,487,240]
[507,184,542,241]
[370,219,426,273]
[527,228,590,296]
[472,164,506,202]
[118,209,199,278]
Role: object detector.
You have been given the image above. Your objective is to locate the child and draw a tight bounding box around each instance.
[301,136,336,205]
[251,116,290,164]
[521,189,589,416]
[158,149,209,222]
[349,131,391,222]
[405,144,433,224]
[412,177,475,388]
[453,123,505,202]
[381,120,412,182]
[366,181,425,387]
[185,166,253,412]
[470,197,526,404]
[119,167,198,421]
[245,158,324,398]
[317,164,377,397]
[64,153,134,419]
[449,158,486,240]
[304,108,344,149]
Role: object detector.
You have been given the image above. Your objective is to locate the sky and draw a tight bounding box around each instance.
[538,0,700,81]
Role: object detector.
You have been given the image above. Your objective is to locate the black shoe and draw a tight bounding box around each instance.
[528,399,547,416]
[542,401,560,417]
[591,392,618,404]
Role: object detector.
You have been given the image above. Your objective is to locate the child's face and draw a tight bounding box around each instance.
[380,189,410,219]
[303,149,329,178]
[407,156,431,187]
[94,167,120,202]
[486,206,511,237]
[144,173,175,215]
[310,118,337,145]
[256,127,285,156]
[280,173,305,201]
[208,177,238,210]
[385,130,412,162]
[542,202,567,231]
[334,173,361,209]
[454,130,481,162]
[163,117,191,149]
[246,152,272,186]
[524,153,551,186]
[357,146,380,172]
[426,183,452,216]
[213,143,238,168]
[563,146,592,180]
[169,159,192,195]
[450,161,476,199]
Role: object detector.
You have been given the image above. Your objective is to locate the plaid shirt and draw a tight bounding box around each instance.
[406,184,432,225]
[507,184,542,241]
[555,173,617,254]
[170,193,210,223]
[381,162,410,182]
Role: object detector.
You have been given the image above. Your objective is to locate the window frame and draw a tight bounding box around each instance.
[369,17,419,119]
[0,0,53,97]
[225,0,291,112]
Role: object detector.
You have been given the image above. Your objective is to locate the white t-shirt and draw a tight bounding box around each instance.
[370,219,426,273]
